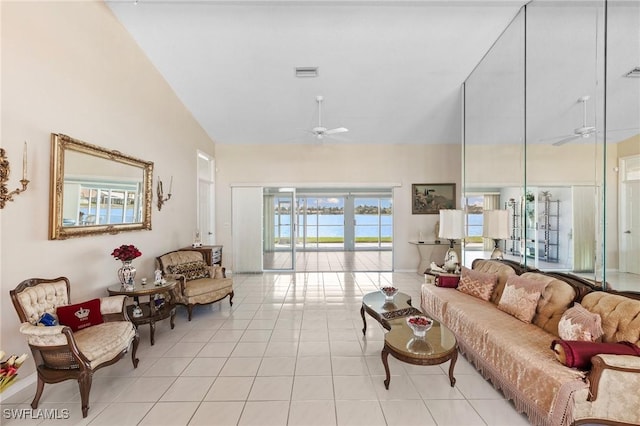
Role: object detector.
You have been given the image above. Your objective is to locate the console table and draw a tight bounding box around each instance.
[179,245,222,266]
[408,241,453,275]
[107,279,177,345]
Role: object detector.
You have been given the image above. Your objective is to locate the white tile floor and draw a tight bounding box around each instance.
[1,272,531,425]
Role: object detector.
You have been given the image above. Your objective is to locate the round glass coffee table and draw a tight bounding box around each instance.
[381,319,458,389]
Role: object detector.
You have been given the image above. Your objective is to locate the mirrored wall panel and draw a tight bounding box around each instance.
[463,1,639,292]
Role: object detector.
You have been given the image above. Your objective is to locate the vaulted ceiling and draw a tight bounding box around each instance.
[107,0,528,145]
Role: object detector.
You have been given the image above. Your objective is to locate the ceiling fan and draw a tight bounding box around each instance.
[310,95,348,140]
[550,96,596,146]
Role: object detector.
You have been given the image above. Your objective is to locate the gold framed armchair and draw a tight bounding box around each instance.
[10,277,139,418]
[156,250,234,321]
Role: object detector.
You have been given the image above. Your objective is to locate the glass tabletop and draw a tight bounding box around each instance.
[384,321,456,359]
[107,279,176,296]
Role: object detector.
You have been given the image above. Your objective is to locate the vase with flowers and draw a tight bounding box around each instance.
[111,244,142,288]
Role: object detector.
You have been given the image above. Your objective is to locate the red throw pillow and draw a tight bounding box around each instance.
[551,339,640,369]
[56,299,103,332]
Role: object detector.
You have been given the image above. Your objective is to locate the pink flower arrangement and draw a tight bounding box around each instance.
[111,244,142,262]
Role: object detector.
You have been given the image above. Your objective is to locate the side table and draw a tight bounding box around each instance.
[179,245,222,266]
[107,279,177,345]
[424,268,461,287]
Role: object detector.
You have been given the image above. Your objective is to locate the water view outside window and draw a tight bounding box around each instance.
[466,195,483,245]
[354,197,392,248]
[274,196,393,250]
[297,197,345,249]
[76,184,139,225]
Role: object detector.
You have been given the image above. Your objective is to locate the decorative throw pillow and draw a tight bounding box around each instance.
[56,298,103,332]
[558,303,603,342]
[456,266,498,301]
[168,260,211,281]
[551,339,640,369]
[497,276,548,323]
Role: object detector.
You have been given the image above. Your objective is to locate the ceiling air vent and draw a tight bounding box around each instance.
[295,67,319,78]
[625,67,640,78]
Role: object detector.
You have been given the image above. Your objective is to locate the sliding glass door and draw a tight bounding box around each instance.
[263,188,295,270]
[353,197,392,249]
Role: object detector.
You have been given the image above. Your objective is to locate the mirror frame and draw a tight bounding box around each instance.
[49,133,153,240]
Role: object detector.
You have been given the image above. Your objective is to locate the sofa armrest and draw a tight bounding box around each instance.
[19,322,73,347]
[100,294,133,322]
[588,354,640,402]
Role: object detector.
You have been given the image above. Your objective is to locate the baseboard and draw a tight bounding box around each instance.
[0,372,36,403]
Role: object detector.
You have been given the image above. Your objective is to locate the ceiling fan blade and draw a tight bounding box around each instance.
[552,134,581,146]
[324,127,348,135]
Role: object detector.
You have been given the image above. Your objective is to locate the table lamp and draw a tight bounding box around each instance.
[482,209,510,259]
[438,209,464,272]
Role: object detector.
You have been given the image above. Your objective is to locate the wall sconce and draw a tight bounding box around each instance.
[0,142,30,209]
[156,176,173,211]
[483,209,510,259]
[438,209,464,272]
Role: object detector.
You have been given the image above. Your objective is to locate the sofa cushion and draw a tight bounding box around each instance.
[471,259,517,304]
[183,277,233,298]
[580,292,640,345]
[558,303,603,342]
[168,260,210,281]
[497,276,547,323]
[56,299,104,332]
[520,272,577,336]
[457,266,497,301]
[74,321,136,368]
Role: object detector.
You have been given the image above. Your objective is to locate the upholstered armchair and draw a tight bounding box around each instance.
[156,250,233,321]
[10,277,139,418]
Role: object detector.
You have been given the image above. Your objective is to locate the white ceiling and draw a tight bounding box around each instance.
[107,0,528,145]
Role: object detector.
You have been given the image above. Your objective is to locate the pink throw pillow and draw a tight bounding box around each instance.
[497,276,547,323]
[558,303,603,342]
[457,266,498,301]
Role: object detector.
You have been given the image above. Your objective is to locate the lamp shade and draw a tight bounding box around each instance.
[438,209,465,240]
[482,210,510,240]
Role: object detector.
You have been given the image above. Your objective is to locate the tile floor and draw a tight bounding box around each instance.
[1,272,531,425]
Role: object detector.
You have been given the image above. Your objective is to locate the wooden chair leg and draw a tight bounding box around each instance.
[187,305,193,321]
[78,373,92,418]
[31,375,45,409]
[229,291,234,306]
[131,332,140,368]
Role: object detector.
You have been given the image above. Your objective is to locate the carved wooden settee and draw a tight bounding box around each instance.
[420,259,640,426]
[156,250,233,321]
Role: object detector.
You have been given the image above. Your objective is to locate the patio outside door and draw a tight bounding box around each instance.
[263,188,296,270]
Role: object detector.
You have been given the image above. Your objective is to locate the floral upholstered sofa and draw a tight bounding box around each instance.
[420,259,640,426]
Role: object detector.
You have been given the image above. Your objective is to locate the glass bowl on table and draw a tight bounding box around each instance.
[406,315,433,338]
[380,286,399,301]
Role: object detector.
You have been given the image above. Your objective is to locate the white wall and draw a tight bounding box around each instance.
[214,143,462,272]
[1,1,214,374]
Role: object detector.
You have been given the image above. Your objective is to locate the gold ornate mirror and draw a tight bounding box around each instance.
[49,133,153,240]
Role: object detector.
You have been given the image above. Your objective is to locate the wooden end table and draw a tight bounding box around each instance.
[107,279,177,346]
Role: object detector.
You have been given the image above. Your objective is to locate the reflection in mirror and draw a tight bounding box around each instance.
[463,1,640,293]
[525,3,605,283]
[49,133,153,240]
[463,9,525,267]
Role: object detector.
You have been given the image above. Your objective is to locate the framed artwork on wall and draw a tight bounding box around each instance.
[412,183,456,214]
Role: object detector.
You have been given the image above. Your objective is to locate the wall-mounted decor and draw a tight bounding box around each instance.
[49,133,153,239]
[412,183,456,214]
[0,142,30,209]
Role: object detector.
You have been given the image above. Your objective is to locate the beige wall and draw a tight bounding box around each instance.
[214,143,462,272]
[1,1,214,374]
